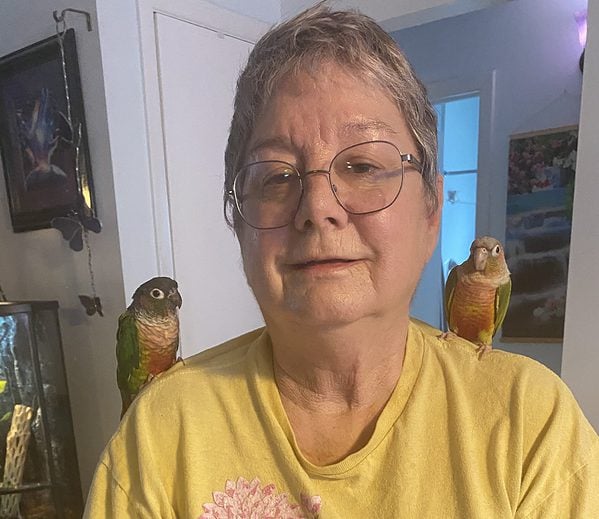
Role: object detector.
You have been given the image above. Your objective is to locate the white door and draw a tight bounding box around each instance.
[141,3,267,356]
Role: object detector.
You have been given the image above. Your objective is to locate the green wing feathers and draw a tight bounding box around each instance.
[116,311,140,394]
[444,267,458,328]
[494,279,512,336]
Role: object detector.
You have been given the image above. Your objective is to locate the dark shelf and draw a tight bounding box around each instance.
[0,482,52,496]
[0,302,58,315]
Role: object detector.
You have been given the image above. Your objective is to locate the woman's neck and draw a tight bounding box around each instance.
[266,314,411,465]
[267,314,410,413]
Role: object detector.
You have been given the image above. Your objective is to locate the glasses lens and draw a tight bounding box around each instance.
[234,161,301,229]
[330,141,404,214]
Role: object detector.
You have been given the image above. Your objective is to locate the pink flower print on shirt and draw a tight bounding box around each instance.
[300,493,321,515]
[199,477,322,519]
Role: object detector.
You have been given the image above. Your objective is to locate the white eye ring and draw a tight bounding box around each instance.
[150,288,165,299]
[491,245,501,256]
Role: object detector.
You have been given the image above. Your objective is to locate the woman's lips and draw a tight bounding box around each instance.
[290,258,359,271]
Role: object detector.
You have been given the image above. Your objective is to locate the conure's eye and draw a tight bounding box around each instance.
[151,288,165,299]
[492,245,501,256]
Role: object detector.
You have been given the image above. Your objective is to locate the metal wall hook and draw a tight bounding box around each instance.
[52,8,93,32]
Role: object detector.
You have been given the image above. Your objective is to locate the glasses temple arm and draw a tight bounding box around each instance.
[401,153,423,173]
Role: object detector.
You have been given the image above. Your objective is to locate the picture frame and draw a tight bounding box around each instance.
[0,29,96,233]
[501,125,578,343]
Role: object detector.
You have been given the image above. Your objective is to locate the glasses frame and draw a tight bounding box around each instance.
[228,140,423,230]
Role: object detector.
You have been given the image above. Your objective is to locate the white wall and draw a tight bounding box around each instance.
[97,0,279,302]
[95,0,158,301]
[393,0,586,375]
[562,1,599,432]
[0,0,125,494]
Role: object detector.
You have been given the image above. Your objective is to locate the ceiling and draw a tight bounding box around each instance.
[280,0,511,31]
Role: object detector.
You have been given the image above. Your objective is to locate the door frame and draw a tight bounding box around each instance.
[137,0,268,275]
[427,70,496,237]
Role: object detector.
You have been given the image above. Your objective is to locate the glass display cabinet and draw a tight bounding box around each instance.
[0,301,82,518]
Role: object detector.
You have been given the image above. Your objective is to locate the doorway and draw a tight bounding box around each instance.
[435,95,480,281]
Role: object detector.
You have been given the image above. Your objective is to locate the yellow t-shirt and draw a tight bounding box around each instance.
[84,320,599,518]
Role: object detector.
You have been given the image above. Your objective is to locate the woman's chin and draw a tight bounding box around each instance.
[281,292,375,328]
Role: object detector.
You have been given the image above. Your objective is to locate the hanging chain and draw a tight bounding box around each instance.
[56,24,82,199]
[56,22,86,204]
[73,122,84,213]
[56,26,72,131]
[55,20,100,310]
[76,121,99,302]
[83,229,98,298]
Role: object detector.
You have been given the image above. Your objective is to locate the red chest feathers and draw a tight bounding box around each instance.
[449,281,496,342]
[136,315,179,375]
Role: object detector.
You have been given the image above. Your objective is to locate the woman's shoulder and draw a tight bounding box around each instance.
[411,317,561,387]
[411,318,597,444]
[120,327,267,419]
[180,326,267,371]
[410,318,592,427]
[161,326,266,378]
[411,318,598,464]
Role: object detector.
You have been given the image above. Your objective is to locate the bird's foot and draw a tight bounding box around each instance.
[137,373,156,393]
[438,330,459,341]
[475,342,492,358]
[144,369,169,385]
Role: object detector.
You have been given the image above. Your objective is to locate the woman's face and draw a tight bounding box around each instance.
[237,63,441,328]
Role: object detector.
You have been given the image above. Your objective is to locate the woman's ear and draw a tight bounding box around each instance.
[424,173,444,260]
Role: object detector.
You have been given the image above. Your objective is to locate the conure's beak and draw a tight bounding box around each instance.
[169,290,182,308]
[473,248,488,271]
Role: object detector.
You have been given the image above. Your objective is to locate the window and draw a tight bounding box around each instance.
[435,95,480,280]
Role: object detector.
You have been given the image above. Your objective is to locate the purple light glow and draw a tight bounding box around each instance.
[575,9,588,48]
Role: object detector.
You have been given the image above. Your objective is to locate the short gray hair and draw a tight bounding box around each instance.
[224,3,438,230]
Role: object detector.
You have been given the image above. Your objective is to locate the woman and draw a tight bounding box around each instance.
[85,6,598,518]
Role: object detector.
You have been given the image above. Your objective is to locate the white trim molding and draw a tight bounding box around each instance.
[136,0,269,276]
[427,70,497,238]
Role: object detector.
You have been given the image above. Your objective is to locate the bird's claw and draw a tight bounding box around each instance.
[475,342,492,358]
[438,331,458,341]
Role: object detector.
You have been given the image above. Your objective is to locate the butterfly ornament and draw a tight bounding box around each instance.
[51,210,101,252]
[52,209,103,316]
[49,22,103,318]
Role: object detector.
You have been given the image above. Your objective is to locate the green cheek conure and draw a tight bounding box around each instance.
[116,277,182,418]
[444,236,511,355]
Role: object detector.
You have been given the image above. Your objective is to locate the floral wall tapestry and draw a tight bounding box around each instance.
[502,126,577,342]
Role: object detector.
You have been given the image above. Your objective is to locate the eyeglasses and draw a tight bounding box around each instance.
[228,140,422,230]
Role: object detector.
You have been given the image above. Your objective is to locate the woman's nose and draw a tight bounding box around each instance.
[292,169,349,231]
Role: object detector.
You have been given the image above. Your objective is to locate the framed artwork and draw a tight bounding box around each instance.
[502,126,578,342]
[0,29,96,232]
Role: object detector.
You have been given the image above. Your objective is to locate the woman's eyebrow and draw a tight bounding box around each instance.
[247,119,398,157]
[340,119,399,137]
[247,136,295,157]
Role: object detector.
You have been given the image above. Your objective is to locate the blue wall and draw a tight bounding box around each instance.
[402,0,586,374]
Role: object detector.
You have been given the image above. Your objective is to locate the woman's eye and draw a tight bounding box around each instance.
[258,168,296,200]
[264,170,293,185]
[345,162,379,175]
